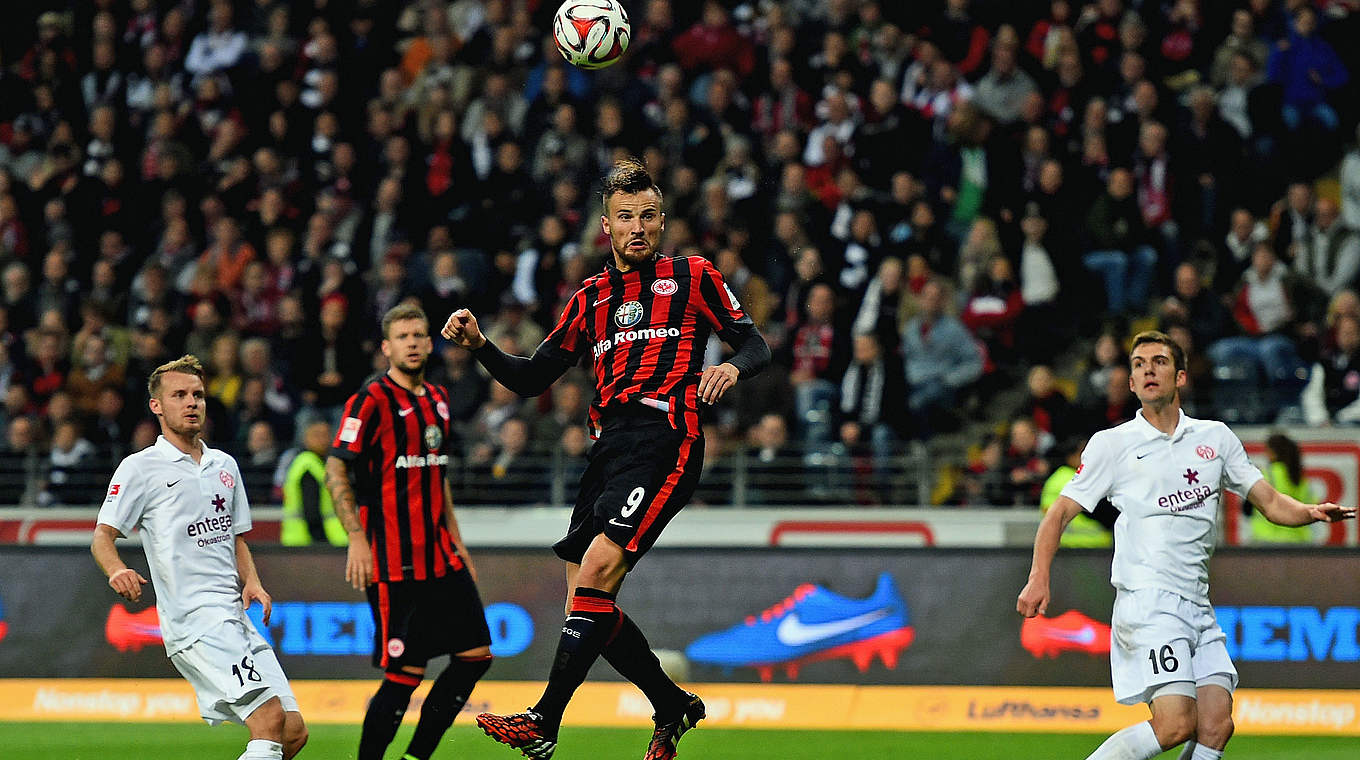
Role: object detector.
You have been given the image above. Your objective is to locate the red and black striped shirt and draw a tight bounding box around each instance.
[330,373,464,582]
[540,255,753,435]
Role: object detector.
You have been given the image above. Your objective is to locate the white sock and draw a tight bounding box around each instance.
[1086,721,1164,760]
[1191,745,1223,760]
[237,738,283,760]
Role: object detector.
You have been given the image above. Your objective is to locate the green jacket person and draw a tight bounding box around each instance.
[282,421,347,546]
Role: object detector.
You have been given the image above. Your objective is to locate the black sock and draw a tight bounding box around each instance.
[532,587,617,733]
[404,654,492,760]
[359,675,418,760]
[603,609,689,716]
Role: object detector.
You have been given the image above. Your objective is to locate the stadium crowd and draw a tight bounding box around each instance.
[0,0,1359,508]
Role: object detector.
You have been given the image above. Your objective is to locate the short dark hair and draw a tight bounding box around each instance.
[1129,330,1186,373]
[381,302,429,339]
[602,158,662,210]
[148,355,206,398]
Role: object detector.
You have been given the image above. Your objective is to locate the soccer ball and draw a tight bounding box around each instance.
[552,1,630,70]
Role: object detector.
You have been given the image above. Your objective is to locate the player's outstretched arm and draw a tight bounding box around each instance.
[1017,496,1084,617]
[325,456,373,590]
[442,308,573,397]
[1247,479,1358,527]
[235,535,272,625]
[92,524,148,603]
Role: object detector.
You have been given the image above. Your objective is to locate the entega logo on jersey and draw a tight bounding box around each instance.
[1158,484,1214,512]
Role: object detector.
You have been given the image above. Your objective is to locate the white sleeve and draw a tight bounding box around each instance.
[96,459,148,535]
[1059,432,1117,512]
[229,458,253,535]
[1218,425,1265,498]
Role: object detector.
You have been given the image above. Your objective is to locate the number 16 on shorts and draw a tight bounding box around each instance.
[1142,639,1192,686]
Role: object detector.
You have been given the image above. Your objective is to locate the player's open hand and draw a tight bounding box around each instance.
[441,308,486,350]
[346,534,374,590]
[698,362,740,404]
[242,582,272,625]
[108,567,148,603]
[1017,579,1050,618]
[1308,502,1357,523]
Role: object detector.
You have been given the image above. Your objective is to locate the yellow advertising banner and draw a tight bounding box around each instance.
[1,680,1357,735]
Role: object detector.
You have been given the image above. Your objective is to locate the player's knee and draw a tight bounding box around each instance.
[283,715,308,759]
[1152,710,1197,747]
[1199,713,1233,747]
[247,697,286,739]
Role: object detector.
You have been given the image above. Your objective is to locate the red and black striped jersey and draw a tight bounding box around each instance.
[539,255,754,435]
[330,372,464,582]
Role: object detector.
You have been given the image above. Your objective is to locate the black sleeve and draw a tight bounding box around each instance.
[470,338,574,397]
[725,324,771,379]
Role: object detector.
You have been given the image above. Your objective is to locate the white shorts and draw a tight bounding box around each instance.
[170,616,298,726]
[1110,587,1238,705]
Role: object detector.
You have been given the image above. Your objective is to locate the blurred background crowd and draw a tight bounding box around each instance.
[0,0,1358,512]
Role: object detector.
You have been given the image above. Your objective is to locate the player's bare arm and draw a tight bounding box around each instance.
[91,523,148,603]
[235,535,272,625]
[442,478,477,583]
[326,455,373,590]
[1017,495,1084,617]
[1247,478,1357,526]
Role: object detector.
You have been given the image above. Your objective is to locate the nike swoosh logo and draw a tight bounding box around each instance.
[1136,453,1150,459]
[774,608,892,646]
[1043,625,1097,645]
[593,297,610,307]
[398,407,414,417]
[608,518,632,529]
[166,481,180,488]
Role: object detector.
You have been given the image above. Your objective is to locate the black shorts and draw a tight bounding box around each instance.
[367,567,491,672]
[553,407,705,567]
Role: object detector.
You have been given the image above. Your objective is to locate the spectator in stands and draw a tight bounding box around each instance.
[973,35,1038,126]
[744,413,798,506]
[837,333,909,450]
[1017,365,1079,447]
[185,1,248,82]
[65,332,125,416]
[1084,363,1139,432]
[470,417,541,505]
[42,420,96,506]
[1297,197,1360,298]
[999,418,1050,507]
[292,292,367,421]
[787,282,845,450]
[902,278,983,433]
[962,254,1024,370]
[1303,313,1360,425]
[1160,261,1235,351]
[1084,168,1157,315]
[1218,208,1271,292]
[1267,6,1348,135]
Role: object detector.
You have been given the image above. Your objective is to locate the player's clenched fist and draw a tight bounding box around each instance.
[108,567,148,602]
[1016,578,1049,618]
[442,308,487,350]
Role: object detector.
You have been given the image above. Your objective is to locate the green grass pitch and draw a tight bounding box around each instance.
[3,722,1357,759]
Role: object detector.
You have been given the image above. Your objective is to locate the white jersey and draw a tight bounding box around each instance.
[1061,409,1263,603]
[97,436,253,656]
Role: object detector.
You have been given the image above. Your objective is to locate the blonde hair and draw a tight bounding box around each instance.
[147,355,206,398]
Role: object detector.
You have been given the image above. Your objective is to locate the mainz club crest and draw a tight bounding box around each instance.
[220,470,235,488]
[1196,445,1216,460]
